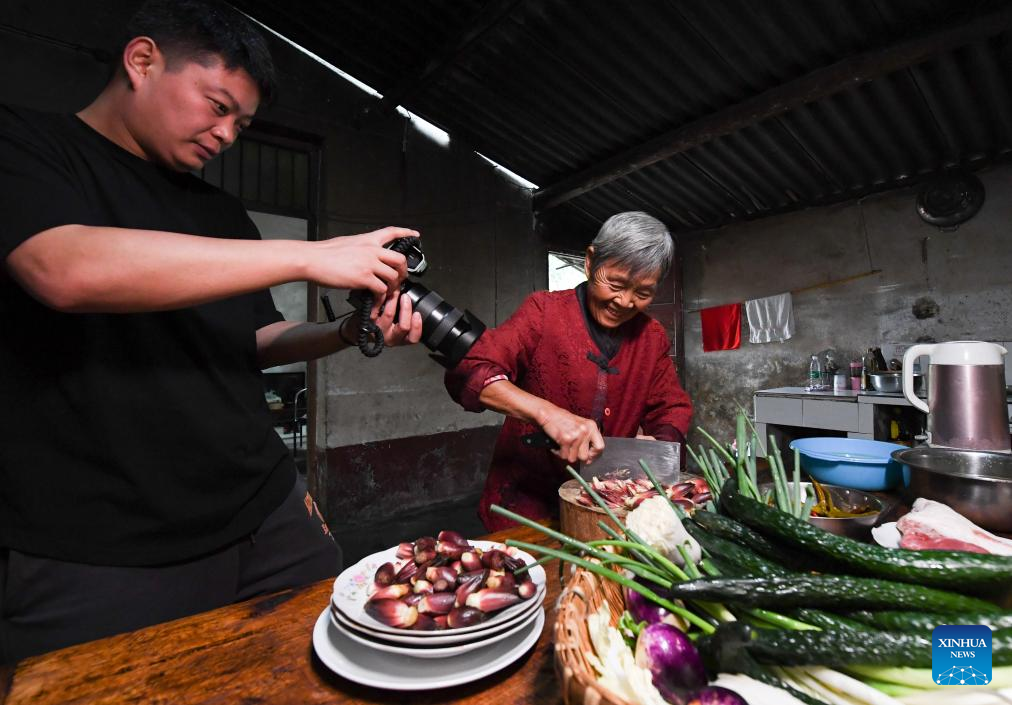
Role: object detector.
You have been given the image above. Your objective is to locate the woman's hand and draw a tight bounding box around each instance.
[535,406,605,465]
[374,291,423,347]
[308,227,420,317]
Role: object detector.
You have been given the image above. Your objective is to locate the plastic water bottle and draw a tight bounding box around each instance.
[808,354,823,391]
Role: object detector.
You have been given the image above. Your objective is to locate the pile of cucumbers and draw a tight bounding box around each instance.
[686,478,1012,671]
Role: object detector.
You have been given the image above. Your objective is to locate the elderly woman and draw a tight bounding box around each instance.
[445,211,692,530]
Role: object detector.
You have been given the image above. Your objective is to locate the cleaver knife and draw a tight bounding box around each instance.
[521,432,680,483]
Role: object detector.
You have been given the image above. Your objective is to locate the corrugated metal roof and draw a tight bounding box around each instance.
[233,0,1012,238]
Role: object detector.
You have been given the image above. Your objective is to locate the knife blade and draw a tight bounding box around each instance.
[520,432,680,483]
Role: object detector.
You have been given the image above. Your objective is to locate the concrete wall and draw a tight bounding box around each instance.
[0,2,542,550]
[680,163,1012,451]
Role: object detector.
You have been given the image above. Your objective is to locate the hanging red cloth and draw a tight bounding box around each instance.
[700,303,742,352]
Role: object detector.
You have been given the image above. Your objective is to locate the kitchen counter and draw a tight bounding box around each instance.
[755,386,928,404]
[0,523,564,705]
[753,387,1012,455]
[753,386,914,455]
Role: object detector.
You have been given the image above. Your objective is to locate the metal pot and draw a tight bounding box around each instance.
[891,446,1012,532]
[868,371,920,393]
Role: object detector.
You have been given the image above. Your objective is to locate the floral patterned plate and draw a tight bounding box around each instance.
[312,606,545,690]
[329,603,544,658]
[331,540,547,637]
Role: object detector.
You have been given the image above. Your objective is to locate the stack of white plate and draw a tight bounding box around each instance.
[312,540,548,690]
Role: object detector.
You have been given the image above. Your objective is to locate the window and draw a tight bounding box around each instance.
[548,251,587,291]
[199,134,312,219]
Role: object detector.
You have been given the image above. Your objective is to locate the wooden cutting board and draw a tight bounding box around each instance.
[558,479,626,544]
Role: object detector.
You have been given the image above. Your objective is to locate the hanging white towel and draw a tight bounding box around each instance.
[745,292,795,344]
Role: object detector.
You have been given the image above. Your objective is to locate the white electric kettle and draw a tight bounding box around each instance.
[902,341,1010,453]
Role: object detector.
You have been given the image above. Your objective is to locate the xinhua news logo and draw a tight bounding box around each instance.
[932,625,992,686]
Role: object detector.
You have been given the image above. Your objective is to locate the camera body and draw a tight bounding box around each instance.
[335,237,486,369]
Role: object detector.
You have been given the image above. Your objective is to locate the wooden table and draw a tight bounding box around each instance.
[0,525,565,705]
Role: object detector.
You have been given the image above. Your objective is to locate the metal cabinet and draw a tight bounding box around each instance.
[802,399,860,432]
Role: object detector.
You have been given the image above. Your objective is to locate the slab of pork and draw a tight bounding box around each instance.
[896,498,1012,555]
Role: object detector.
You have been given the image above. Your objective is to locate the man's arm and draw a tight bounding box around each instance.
[5,224,417,315]
[256,290,423,368]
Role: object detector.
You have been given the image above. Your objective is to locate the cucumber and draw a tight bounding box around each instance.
[692,510,786,558]
[845,609,1012,632]
[685,521,794,578]
[692,509,836,574]
[746,627,933,667]
[789,608,877,633]
[719,478,1012,593]
[745,627,1012,667]
[666,575,1003,613]
[695,623,834,705]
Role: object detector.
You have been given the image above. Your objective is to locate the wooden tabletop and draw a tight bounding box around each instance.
[0,524,565,705]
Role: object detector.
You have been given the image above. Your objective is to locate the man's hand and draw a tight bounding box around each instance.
[535,406,605,465]
[374,291,423,347]
[309,227,420,318]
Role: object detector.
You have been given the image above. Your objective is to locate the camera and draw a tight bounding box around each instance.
[323,237,486,369]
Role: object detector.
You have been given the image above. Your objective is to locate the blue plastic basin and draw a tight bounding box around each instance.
[787,438,906,491]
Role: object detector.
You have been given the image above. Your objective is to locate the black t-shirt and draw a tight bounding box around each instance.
[0,105,294,566]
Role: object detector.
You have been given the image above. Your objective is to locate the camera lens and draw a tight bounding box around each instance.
[401,281,485,368]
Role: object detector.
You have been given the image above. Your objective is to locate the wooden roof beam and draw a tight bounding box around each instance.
[533,6,1012,213]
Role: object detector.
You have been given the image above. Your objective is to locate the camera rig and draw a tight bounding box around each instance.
[321,237,486,369]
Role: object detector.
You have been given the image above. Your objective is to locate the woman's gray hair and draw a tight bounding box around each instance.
[588,211,673,280]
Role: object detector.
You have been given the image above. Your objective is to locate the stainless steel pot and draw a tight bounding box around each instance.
[869,371,922,393]
[891,446,1012,532]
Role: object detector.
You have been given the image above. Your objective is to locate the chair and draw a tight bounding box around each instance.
[292,387,308,451]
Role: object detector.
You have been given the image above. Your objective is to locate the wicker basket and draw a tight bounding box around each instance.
[554,566,635,705]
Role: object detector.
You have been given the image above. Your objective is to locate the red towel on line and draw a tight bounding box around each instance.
[700,302,742,352]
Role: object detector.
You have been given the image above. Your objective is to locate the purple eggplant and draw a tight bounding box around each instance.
[685,686,748,705]
[635,623,707,704]
[624,584,682,628]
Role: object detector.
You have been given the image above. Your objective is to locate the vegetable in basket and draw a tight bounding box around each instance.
[684,686,749,705]
[625,581,687,629]
[627,495,701,566]
[634,622,708,702]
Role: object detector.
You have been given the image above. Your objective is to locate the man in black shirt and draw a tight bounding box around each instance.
[0,0,422,662]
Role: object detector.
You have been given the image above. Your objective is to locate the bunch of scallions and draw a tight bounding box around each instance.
[495,408,1012,705]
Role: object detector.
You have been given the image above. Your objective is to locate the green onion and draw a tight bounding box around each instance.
[741,608,819,631]
[512,554,551,576]
[792,448,803,519]
[699,558,721,577]
[677,542,702,580]
[505,538,716,634]
[638,458,685,520]
[587,539,690,582]
[735,412,747,474]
